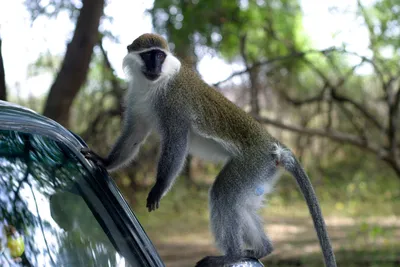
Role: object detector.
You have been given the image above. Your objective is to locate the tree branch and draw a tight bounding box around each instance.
[81,108,120,141]
[281,82,328,106]
[336,102,367,140]
[213,47,336,86]
[331,90,385,131]
[301,57,385,132]
[387,84,400,162]
[213,46,388,92]
[254,115,388,159]
[98,40,124,99]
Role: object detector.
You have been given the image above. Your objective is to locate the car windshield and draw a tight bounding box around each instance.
[0,129,141,267]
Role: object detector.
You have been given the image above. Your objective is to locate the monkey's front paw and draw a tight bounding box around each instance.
[146,186,163,212]
[80,147,106,167]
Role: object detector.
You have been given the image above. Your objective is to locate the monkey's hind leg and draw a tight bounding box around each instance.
[196,158,275,267]
[242,209,274,259]
[196,210,272,267]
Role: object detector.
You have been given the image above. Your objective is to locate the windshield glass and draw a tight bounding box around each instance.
[0,130,141,267]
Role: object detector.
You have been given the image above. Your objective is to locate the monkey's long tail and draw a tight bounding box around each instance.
[282,155,337,267]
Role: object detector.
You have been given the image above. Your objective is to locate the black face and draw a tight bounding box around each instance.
[137,49,167,81]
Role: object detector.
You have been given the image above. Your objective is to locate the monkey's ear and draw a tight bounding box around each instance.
[127,45,131,52]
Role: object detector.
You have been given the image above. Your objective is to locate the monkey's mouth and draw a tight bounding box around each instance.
[142,71,160,81]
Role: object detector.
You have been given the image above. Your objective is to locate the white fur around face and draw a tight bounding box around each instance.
[161,53,181,79]
[122,53,143,79]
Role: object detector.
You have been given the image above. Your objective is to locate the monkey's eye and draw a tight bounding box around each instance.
[156,52,166,61]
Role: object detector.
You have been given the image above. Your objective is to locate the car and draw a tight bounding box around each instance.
[0,100,263,267]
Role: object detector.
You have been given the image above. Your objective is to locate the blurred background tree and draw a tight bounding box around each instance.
[1,0,400,266]
[0,36,6,100]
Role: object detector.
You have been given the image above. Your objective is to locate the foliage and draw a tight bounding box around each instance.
[360,0,400,70]
[151,0,308,60]
[24,0,81,21]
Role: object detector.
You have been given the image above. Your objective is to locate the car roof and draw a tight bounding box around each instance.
[0,100,86,149]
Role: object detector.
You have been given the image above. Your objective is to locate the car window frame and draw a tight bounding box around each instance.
[0,102,165,267]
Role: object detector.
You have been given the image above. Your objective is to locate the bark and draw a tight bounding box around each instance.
[0,38,6,101]
[239,35,260,116]
[43,0,104,127]
[248,66,261,115]
[183,154,194,184]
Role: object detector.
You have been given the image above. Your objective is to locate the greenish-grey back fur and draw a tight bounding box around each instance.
[166,63,276,150]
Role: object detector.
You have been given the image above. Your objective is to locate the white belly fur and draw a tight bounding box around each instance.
[188,133,231,162]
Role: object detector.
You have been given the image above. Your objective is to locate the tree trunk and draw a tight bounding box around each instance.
[183,154,193,184]
[240,35,260,116]
[248,66,261,116]
[0,38,7,101]
[43,0,104,127]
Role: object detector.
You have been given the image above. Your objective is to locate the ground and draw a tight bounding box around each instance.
[130,182,400,267]
[147,214,400,267]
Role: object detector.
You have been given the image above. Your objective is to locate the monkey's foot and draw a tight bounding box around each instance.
[195,255,262,267]
[195,255,243,267]
[80,147,106,167]
[195,256,223,267]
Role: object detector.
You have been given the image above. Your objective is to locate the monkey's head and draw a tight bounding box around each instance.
[123,33,181,83]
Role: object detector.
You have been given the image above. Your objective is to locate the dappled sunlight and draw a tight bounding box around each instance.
[267,223,308,241]
[158,232,213,246]
[149,214,400,267]
[327,215,400,227]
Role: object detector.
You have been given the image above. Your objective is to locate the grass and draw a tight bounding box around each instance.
[263,246,400,267]
[122,180,400,267]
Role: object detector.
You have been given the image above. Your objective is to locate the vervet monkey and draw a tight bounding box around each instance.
[82,33,337,267]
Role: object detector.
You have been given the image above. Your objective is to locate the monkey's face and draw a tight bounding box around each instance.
[137,49,166,81]
[123,46,181,83]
